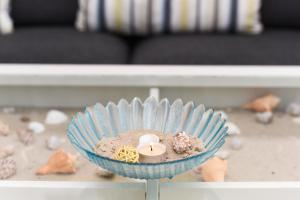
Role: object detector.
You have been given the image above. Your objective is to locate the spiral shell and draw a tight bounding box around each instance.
[0,158,17,179]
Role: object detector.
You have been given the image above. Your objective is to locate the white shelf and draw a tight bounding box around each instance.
[0,64,300,88]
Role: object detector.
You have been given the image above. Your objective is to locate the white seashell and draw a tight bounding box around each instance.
[0,120,10,136]
[2,107,15,114]
[231,137,242,150]
[0,145,14,159]
[96,167,114,178]
[216,110,229,121]
[255,112,273,124]
[17,129,34,145]
[0,158,17,179]
[226,122,241,135]
[46,136,61,150]
[215,150,231,159]
[28,121,45,134]
[45,110,68,125]
[292,117,300,124]
[286,103,300,116]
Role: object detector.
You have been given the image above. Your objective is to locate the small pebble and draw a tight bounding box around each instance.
[0,120,10,136]
[255,112,273,124]
[231,137,242,150]
[286,103,300,116]
[45,110,68,125]
[20,116,31,123]
[215,150,231,160]
[226,122,241,135]
[95,167,114,178]
[28,121,45,134]
[2,107,15,114]
[46,136,62,150]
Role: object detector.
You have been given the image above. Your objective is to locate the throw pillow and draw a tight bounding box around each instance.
[76,0,263,35]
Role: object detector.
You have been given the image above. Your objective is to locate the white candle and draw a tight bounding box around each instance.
[137,143,167,163]
[138,134,160,146]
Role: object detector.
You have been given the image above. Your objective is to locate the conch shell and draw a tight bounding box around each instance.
[243,94,281,112]
[195,156,227,182]
[36,150,76,175]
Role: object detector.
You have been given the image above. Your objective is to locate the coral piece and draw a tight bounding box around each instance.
[0,145,14,159]
[36,150,76,175]
[173,131,192,154]
[114,146,139,163]
[96,167,114,178]
[45,110,68,125]
[231,137,242,150]
[0,158,17,179]
[243,94,281,112]
[17,129,34,145]
[28,121,45,134]
[255,112,273,124]
[196,157,227,182]
[0,120,10,136]
[226,122,241,135]
[46,135,61,150]
[286,103,300,116]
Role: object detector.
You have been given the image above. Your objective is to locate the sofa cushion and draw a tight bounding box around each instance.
[131,30,300,65]
[0,27,129,64]
[261,0,300,29]
[11,0,78,25]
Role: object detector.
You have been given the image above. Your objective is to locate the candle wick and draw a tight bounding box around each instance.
[150,145,153,151]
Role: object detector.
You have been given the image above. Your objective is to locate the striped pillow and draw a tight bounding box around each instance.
[0,0,14,35]
[76,0,263,35]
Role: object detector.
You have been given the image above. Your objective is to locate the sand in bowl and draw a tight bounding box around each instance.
[94,130,205,163]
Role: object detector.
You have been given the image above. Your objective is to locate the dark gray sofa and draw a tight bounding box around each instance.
[1,0,299,65]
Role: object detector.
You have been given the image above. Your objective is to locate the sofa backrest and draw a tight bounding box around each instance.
[11,0,78,26]
[262,0,300,29]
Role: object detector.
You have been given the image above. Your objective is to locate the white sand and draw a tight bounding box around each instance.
[0,108,299,182]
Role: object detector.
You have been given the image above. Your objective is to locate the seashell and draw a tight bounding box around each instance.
[286,103,300,116]
[28,121,45,134]
[2,107,15,114]
[255,112,273,124]
[196,157,227,182]
[243,94,281,112]
[20,116,30,123]
[17,129,34,145]
[36,150,76,175]
[96,167,114,178]
[46,135,62,150]
[0,158,17,179]
[215,110,229,121]
[173,131,193,154]
[215,150,231,160]
[0,145,14,159]
[0,120,10,136]
[226,122,241,135]
[45,110,68,125]
[231,137,242,150]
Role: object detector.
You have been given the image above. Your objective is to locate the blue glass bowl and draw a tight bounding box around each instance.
[67,97,228,180]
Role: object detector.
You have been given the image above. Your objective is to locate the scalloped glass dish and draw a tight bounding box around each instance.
[67,97,228,180]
